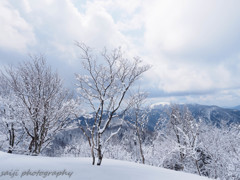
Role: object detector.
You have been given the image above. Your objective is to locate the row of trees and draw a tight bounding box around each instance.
[57,104,240,179]
[0,43,150,166]
[155,108,239,179]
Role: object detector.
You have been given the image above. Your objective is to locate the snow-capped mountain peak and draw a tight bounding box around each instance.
[150,102,170,109]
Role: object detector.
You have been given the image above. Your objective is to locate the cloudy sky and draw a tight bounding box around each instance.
[1,0,240,107]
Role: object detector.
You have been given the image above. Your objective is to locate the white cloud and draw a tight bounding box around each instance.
[1,0,240,106]
[144,54,240,94]
[143,0,240,55]
[0,0,36,52]
[8,0,136,64]
[141,0,240,95]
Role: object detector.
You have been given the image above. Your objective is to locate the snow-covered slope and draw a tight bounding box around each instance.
[0,152,209,180]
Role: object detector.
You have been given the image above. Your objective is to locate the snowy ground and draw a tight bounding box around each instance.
[0,152,209,180]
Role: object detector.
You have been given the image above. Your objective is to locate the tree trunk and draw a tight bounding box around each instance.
[28,138,34,153]
[195,160,201,176]
[136,126,145,164]
[176,134,185,161]
[33,137,39,155]
[97,145,103,166]
[28,137,40,156]
[139,138,145,164]
[97,133,103,166]
[7,123,15,154]
[91,145,95,165]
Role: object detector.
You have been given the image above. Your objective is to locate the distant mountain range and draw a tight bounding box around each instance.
[231,105,240,110]
[73,103,240,131]
[148,103,240,129]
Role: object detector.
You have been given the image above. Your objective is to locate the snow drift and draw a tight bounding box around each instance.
[0,152,209,180]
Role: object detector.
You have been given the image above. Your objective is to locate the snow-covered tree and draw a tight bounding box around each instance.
[0,76,25,153]
[159,105,202,174]
[75,42,150,165]
[199,121,240,179]
[2,56,77,155]
[127,91,149,164]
